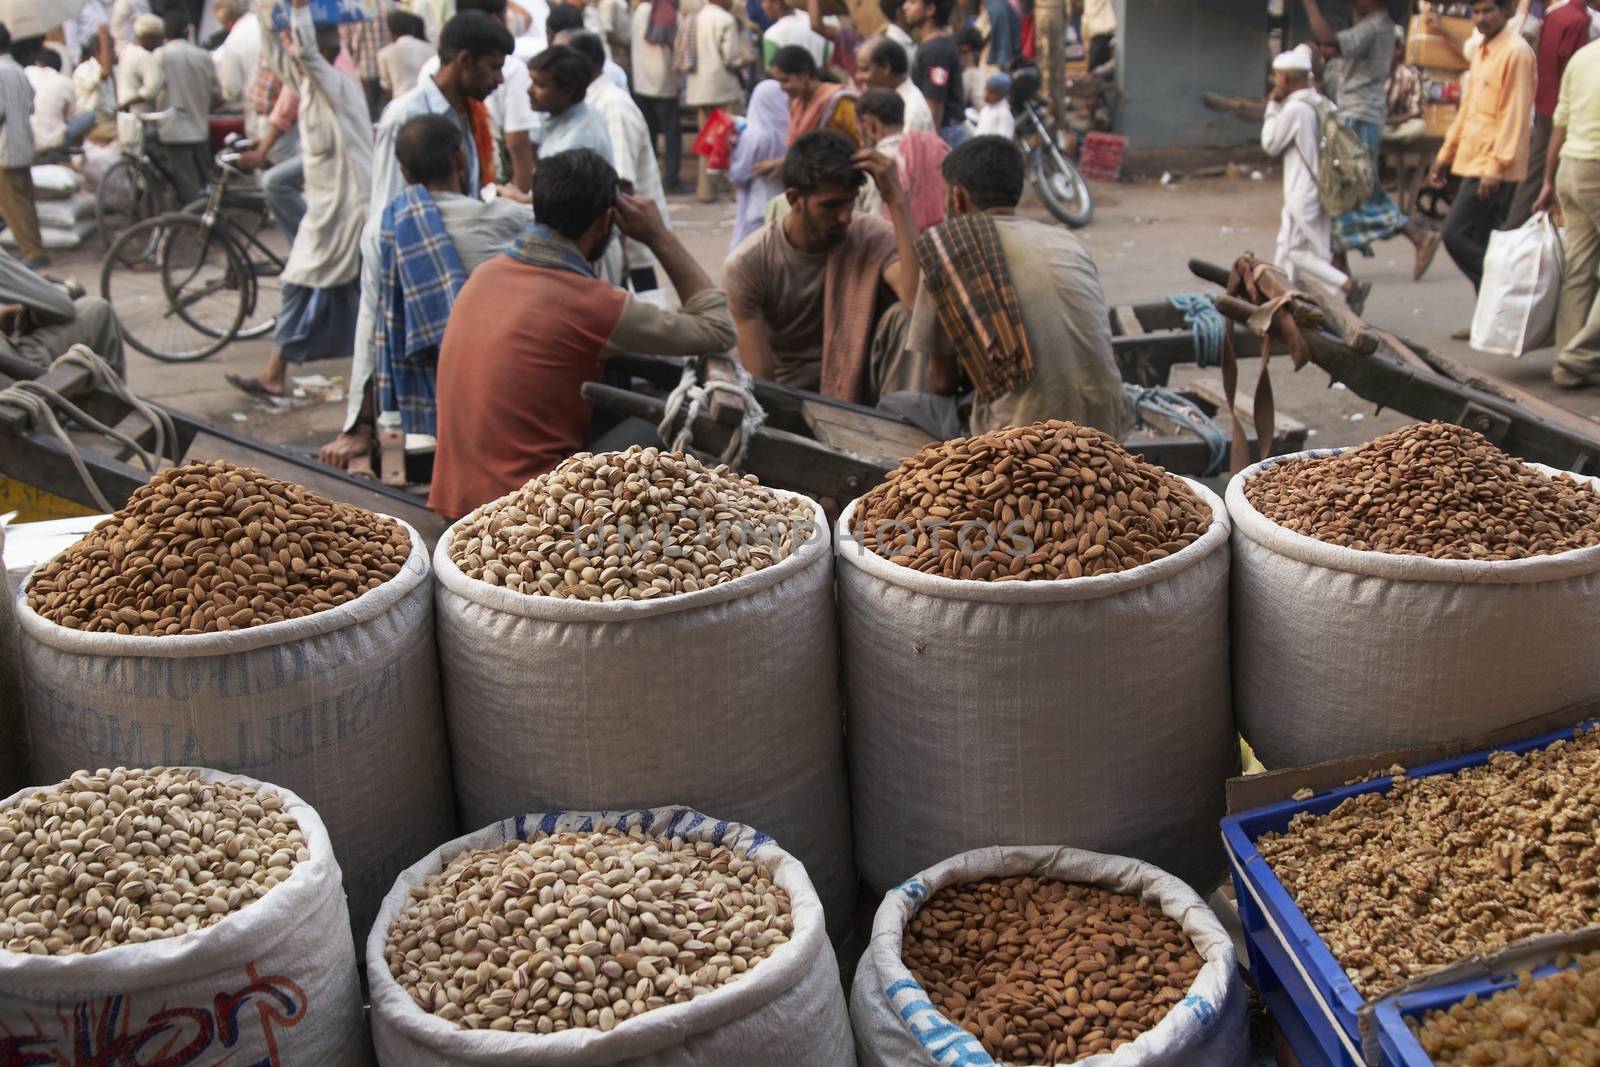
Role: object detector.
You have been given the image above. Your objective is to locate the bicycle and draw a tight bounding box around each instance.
[100,143,287,362]
[96,110,187,253]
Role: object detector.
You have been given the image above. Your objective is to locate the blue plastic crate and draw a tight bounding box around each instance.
[1373,962,1568,1066]
[1221,720,1600,1067]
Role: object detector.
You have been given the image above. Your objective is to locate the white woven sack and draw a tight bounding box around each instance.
[15,518,456,939]
[0,218,95,250]
[850,845,1248,1067]
[836,481,1234,895]
[36,191,96,230]
[0,526,24,798]
[433,493,855,931]
[0,768,370,1066]
[366,806,855,1067]
[1229,449,1600,767]
[29,163,82,198]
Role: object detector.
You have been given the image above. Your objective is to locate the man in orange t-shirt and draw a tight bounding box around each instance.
[428,148,737,520]
[1426,0,1535,299]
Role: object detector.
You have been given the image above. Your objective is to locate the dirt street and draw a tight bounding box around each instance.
[60,170,1597,461]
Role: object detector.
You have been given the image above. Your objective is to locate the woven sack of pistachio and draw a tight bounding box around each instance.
[432,450,854,933]
[0,767,369,1066]
[0,526,25,798]
[14,467,455,940]
[849,845,1247,1067]
[1228,426,1600,767]
[836,423,1235,894]
[366,806,853,1066]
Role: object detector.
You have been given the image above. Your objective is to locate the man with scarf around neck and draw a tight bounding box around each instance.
[902,136,1133,440]
[426,149,737,520]
[321,9,513,471]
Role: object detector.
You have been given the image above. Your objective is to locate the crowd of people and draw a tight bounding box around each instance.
[1264,0,1600,389]
[0,0,1129,524]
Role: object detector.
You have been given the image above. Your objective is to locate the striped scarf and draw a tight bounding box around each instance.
[375,186,467,437]
[912,213,1034,403]
[506,222,597,276]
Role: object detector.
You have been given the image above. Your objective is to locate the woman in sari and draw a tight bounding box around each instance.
[728,78,791,248]
[772,44,857,145]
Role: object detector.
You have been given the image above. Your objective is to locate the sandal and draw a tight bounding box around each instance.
[225,373,286,400]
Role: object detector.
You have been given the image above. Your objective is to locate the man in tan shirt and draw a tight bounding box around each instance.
[1426,0,1535,302]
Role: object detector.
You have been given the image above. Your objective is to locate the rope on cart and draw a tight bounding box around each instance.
[0,347,174,513]
[1123,383,1229,477]
[1168,292,1227,368]
[656,361,768,468]
[55,345,181,466]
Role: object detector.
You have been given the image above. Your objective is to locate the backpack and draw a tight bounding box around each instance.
[1306,97,1375,217]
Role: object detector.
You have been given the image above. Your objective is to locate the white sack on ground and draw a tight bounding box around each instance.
[367,805,855,1066]
[0,769,370,1066]
[1229,450,1600,767]
[850,844,1248,1067]
[837,481,1235,895]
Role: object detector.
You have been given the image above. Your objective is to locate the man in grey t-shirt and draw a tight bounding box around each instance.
[1300,0,1442,286]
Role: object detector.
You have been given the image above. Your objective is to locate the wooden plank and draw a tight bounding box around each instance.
[1188,382,1306,435]
[1113,306,1146,338]
[801,401,935,468]
[583,380,891,500]
[699,354,747,427]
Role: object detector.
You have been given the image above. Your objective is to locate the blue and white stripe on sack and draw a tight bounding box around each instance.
[885,877,993,1065]
[885,978,994,1065]
[1181,992,1217,1029]
[507,807,774,854]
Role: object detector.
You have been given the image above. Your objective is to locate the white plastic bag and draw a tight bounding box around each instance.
[1229,449,1600,767]
[367,806,855,1066]
[836,482,1235,896]
[850,845,1248,1067]
[0,769,371,1066]
[1471,212,1563,357]
[433,493,856,933]
[16,518,457,940]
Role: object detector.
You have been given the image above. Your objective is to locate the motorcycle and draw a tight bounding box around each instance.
[1007,66,1094,228]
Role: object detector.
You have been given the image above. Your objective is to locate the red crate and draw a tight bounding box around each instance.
[1078,132,1126,182]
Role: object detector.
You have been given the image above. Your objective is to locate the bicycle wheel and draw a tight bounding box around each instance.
[97,159,151,254]
[161,214,255,352]
[102,215,248,362]
[182,195,281,340]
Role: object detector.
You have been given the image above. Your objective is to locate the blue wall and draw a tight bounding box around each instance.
[1116,0,1272,150]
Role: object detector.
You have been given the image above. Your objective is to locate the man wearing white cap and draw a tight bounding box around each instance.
[116,14,164,113]
[1260,44,1361,304]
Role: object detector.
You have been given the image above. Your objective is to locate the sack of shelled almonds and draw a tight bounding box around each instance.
[13,462,457,939]
[1229,424,1600,767]
[850,845,1247,1067]
[366,806,855,1066]
[837,422,1235,895]
[0,767,370,1066]
[0,525,26,798]
[432,448,856,933]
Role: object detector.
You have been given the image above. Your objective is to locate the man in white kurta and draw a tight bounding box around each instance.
[569,31,670,292]
[1259,44,1350,298]
[227,0,372,398]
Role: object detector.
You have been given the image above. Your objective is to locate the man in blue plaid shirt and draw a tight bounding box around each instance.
[375,113,528,437]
